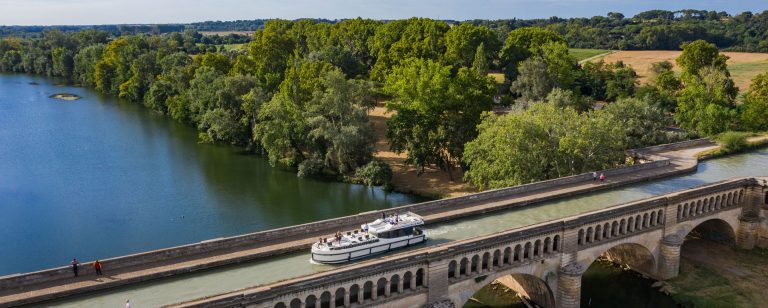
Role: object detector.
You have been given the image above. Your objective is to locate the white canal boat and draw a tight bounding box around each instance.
[311,212,426,264]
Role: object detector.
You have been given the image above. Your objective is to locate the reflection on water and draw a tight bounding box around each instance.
[0,74,423,276]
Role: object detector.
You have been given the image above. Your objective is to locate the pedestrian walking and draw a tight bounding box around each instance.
[599,173,606,182]
[592,171,597,181]
[93,260,103,275]
[71,258,79,277]
[125,299,131,308]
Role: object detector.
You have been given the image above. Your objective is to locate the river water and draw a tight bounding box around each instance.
[0,74,422,276]
[5,73,768,307]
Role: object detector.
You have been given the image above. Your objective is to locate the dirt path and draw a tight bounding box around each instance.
[369,106,475,198]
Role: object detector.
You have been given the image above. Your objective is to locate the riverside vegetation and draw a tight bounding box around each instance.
[1,13,768,192]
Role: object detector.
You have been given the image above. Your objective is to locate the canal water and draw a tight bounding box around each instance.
[5,73,768,307]
[0,74,422,276]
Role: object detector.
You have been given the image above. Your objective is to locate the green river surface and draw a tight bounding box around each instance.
[3,74,766,307]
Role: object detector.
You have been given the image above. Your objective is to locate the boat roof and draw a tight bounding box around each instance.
[365,212,424,233]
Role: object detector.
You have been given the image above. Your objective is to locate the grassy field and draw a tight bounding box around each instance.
[570,48,610,61]
[488,72,505,84]
[594,50,768,91]
[200,31,255,37]
[221,43,247,51]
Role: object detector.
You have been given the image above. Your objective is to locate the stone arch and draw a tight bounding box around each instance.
[471,254,480,273]
[459,257,469,276]
[513,244,522,261]
[578,229,585,245]
[703,198,709,213]
[709,197,715,211]
[493,249,501,267]
[503,247,512,264]
[544,237,552,254]
[595,225,602,241]
[448,260,457,278]
[681,218,736,245]
[482,252,491,271]
[363,281,374,301]
[553,235,560,251]
[586,227,593,243]
[416,268,425,287]
[612,221,619,236]
[319,291,332,308]
[334,288,345,307]
[715,195,721,209]
[628,216,634,232]
[376,277,387,297]
[534,239,542,257]
[738,189,744,204]
[657,210,663,225]
[275,302,287,308]
[682,203,688,218]
[459,273,556,308]
[390,274,400,294]
[619,219,626,235]
[603,222,610,239]
[290,298,302,308]
[650,211,657,226]
[524,242,532,259]
[643,213,649,228]
[305,294,317,308]
[587,242,657,277]
[349,284,360,305]
[403,271,413,290]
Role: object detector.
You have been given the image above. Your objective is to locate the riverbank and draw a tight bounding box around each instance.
[696,134,768,160]
[667,239,768,307]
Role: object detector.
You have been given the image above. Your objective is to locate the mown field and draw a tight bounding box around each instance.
[570,48,610,61]
[590,50,768,91]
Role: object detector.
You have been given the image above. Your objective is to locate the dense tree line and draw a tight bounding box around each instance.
[2,17,767,191]
[472,9,768,52]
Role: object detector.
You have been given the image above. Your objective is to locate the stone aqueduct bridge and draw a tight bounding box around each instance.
[172,177,768,308]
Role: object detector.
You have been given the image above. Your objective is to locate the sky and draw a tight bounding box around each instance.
[0,0,767,26]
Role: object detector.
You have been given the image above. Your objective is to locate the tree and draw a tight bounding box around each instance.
[384,58,495,175]
[304,70,375,174]
[463,103,625,189]
[675,67,737,136]
[510,56,554,101]
[472,43,489,75]
[73,44,104,87]
[443,23,500,69]
[51,47,74,81]
[676,40,729,76]
[739,73,768,131]
[355,159,393,189]
[500,27,566,81]
[545,88,594,113]
[602,98,671,148]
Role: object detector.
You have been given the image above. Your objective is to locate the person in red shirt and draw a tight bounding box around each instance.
[93,260,103,275]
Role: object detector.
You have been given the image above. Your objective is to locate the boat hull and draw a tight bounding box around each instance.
[311,235,427,264]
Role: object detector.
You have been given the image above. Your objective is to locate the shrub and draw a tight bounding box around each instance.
[716,131,748,153]
[355,159,393,190]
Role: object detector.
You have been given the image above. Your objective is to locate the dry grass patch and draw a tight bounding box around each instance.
[594,50,768,90]
[368,105,475,198]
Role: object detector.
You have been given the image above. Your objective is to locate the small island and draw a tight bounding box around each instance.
[49,93,81,101]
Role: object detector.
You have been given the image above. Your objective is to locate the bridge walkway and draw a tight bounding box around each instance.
[0,142,717,307]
